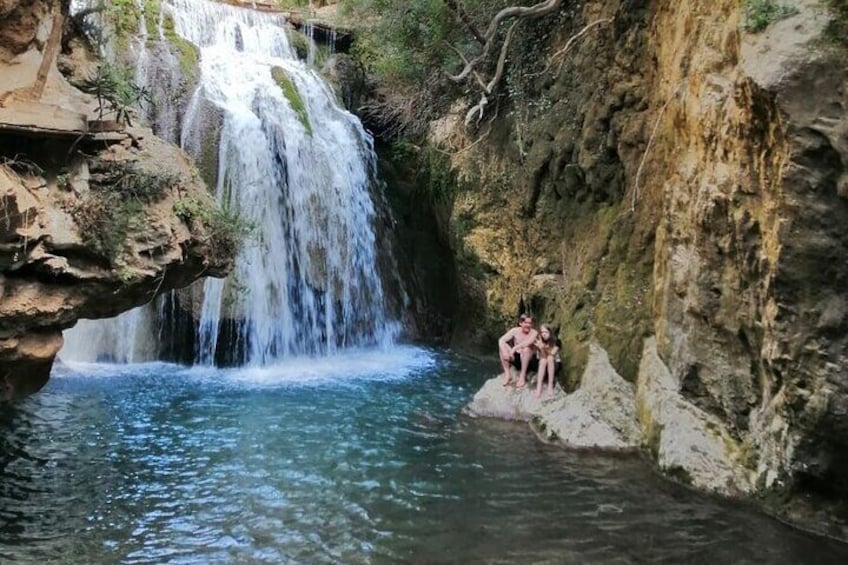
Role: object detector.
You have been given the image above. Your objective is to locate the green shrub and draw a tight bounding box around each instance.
[71,190,142,261]
[91,160,180,201]
[78,61,150,125]
[70,161,179,261]
[742,0,799,33]
[275,0,311,8]
[173,195,209,222]
[173,196,252,262]
[208,204,251,261]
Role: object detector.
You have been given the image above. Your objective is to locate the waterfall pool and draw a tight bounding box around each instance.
[1,347,846,563]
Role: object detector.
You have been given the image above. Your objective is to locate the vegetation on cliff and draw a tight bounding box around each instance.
[741,0,799,32]
[343,0,652,370]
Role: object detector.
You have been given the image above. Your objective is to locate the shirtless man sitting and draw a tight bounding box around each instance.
[498,313,539,388]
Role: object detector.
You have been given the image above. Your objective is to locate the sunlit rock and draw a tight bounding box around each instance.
[466,343,640,450]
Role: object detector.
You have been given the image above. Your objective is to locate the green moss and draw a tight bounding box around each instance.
[665,465,694,486]
[271,66,313,135]
[741,0,799,33]
[824,0,848,44]
[162,13,199,79]
[287,29,311,61]
[106,0,141,48]
[143,0,161,24]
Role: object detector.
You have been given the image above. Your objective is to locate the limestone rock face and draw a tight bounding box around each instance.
[391,0,848,536]
[0,134,232,397]
[0,0,51,60]
[0,0,233,397]
[636,338,755,495]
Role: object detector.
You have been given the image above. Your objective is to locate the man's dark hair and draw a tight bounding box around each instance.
[519,313,532,322]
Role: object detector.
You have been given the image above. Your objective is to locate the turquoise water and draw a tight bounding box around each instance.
[1,347,846,563]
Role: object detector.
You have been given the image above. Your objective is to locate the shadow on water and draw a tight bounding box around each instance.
[0,350,847,564]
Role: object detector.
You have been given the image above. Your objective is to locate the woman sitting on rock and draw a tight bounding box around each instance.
[534,324,560,398]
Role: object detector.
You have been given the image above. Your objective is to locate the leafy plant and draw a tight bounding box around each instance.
[741,0,799,33]
[274,0,312,8]
[78,62,151,125]
[208,204,252,261]
[173,195,209,222]
[340,0,477,136]
[70,161,179,262]
[173,196,252,262]
[91,160,179,201]
[71,191,142,260]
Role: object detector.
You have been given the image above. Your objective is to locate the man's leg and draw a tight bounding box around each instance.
[501,356,513,385]
[517,348,533,388]
[499,343,512,384]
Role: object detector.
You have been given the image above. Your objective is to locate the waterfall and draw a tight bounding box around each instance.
[60,0,399,366]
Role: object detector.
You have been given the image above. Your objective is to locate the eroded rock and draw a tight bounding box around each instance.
[0,0,235,396]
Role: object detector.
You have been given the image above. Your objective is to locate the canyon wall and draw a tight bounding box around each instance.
[378,0,848,535]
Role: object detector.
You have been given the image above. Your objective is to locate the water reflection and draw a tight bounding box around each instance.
[1,352,847,563]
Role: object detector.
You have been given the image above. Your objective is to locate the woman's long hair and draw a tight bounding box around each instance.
[538,324,555,347]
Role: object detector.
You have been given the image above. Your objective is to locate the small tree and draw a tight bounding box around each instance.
[79,62,151,126]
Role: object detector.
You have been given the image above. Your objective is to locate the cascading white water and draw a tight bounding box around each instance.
[61,0,399,365]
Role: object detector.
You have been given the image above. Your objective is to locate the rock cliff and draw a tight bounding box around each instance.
[0,0,234,396]
[365,0,848,538]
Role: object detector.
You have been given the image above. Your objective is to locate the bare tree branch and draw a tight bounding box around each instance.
[631,83,684,212]
[442,0,486,46]
[443,41,488,92]
[448,0,562,82]
[463,20,519,125]
[486,20,518,94]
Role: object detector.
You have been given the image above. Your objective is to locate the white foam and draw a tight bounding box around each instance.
[53,346,437,388]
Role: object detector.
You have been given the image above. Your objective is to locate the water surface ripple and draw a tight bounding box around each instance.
[1,349,846,563]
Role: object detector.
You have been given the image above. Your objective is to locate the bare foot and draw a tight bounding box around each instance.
[534,389,541,398]
[547,388,554,397]
[516,379,527,389]
[502,377,513,386]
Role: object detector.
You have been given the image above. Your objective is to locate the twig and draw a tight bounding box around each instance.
[144,265,168,305]
[631,83,683,213]
[523,18,613,79]
[553,19,612,64]
[431,126,492,157]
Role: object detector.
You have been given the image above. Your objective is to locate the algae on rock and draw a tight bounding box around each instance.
[271,65,313,135]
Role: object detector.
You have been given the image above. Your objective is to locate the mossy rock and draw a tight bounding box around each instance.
[162,13,200,79]
[271,66,313,135]
[287,29,311,60]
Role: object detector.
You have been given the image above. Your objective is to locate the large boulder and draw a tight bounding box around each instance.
[465,343,640,450]
[636,338,755,495]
